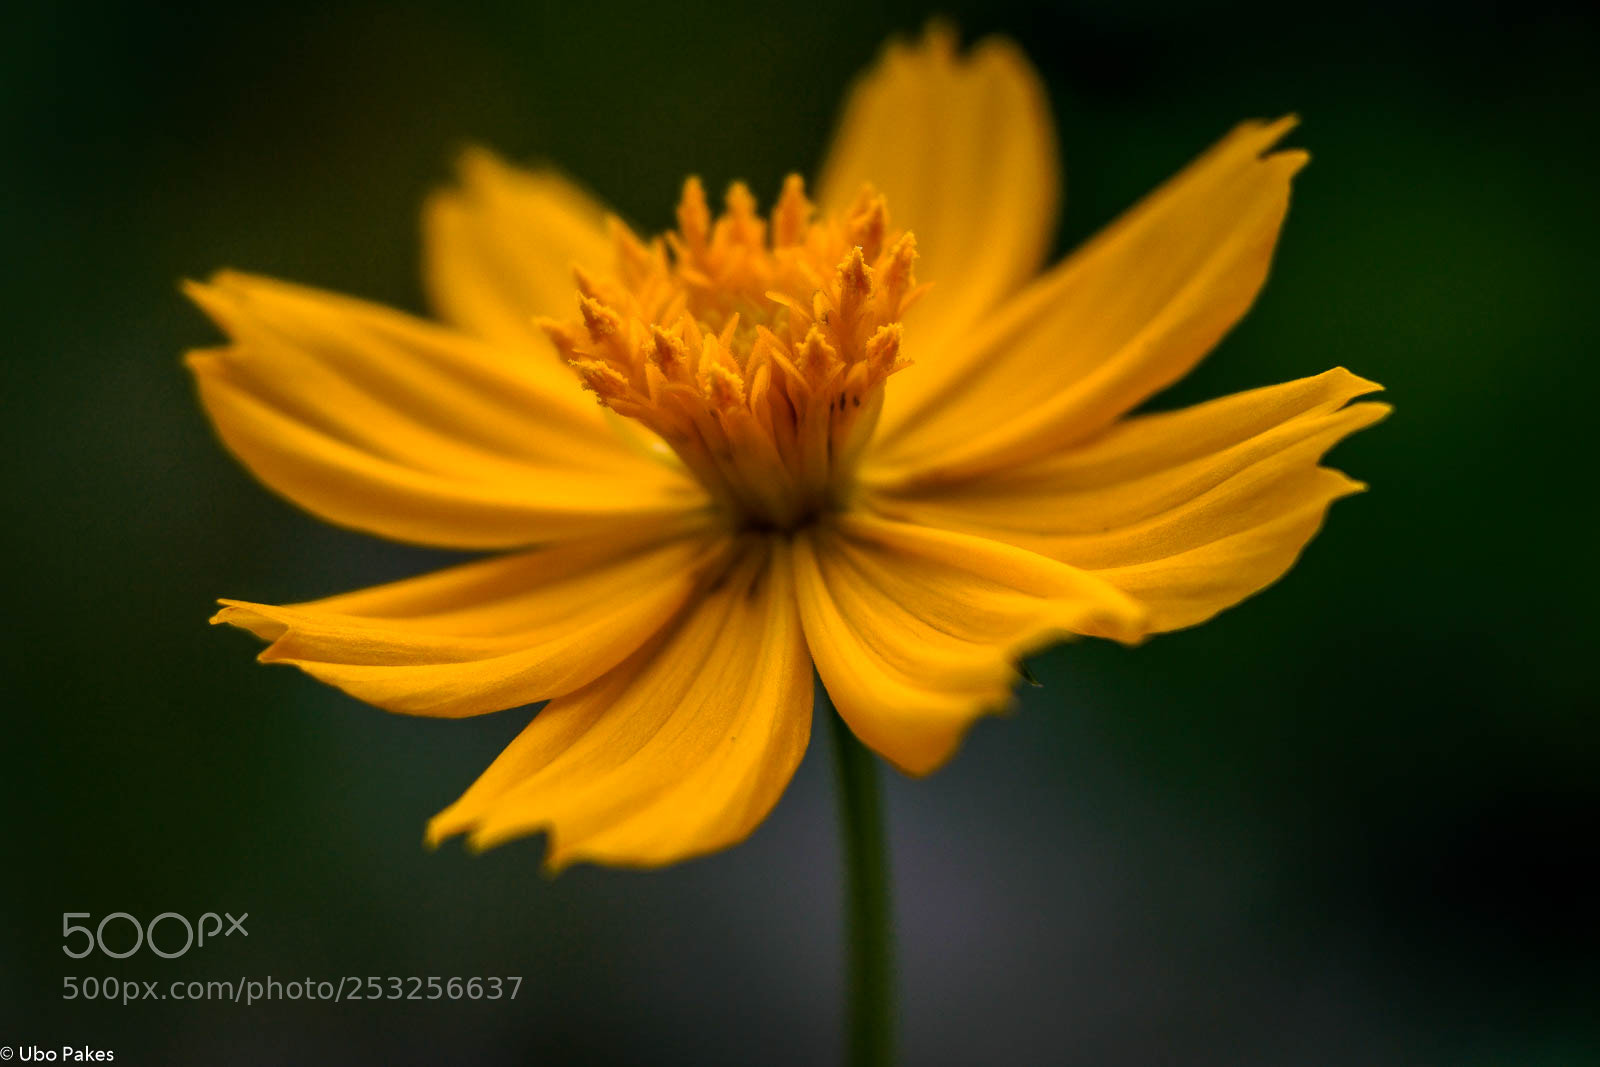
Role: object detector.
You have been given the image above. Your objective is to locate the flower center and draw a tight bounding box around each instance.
[540,176,921,531]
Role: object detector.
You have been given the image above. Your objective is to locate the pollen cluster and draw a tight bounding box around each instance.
[540,176,922,530]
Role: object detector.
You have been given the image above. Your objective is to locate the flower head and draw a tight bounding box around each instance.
[189,26,1387,870]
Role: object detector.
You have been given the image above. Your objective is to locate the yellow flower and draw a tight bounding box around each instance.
[188,28,1386,871]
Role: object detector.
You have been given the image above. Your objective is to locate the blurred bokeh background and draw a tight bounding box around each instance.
[4,0,1596,1063]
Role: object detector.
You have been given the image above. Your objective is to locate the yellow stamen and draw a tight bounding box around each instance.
[772,174,813,248]
[545,174,918,529]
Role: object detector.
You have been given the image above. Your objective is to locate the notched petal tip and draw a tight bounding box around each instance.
[177,275,212,303]
[451,142,500,173]
[182,347,224,376]
[1261,112,1300,136]
[182,270,334,344]
[1325,366,1387,400]
[1197,115,1307,179]
[180,276,235,330]
[209,600,288,641]
[1237,113,1299,148]
[439,146,591,208]
[1357,401,1394,427]
[1254,116,1310,174]
[426,816,561,871]
[447,144,525,192]
[422,811,461,850]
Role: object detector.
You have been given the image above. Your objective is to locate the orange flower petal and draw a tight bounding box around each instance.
[793,514,1146,776]
[427,538,812,869]
[423,149,616,352]
[818,25,1059,366]
[868,118,1307,481]
[186,271,705,549]
[212,528,726,718]
[865,369,1389,632]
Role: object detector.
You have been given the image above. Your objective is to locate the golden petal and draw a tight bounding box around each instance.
[869,118,1307,481]
[794,514,1146,776]
[866,369,1389,632]
[213,528,727,717]
[818,25,1059,369]
[427,537,812,869]
[423,149,616,352]
[185,271,705,548]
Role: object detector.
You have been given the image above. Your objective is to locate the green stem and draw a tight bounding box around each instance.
[827,700,895,1067]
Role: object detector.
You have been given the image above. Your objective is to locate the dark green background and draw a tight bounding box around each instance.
[4,1,1596,1063]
